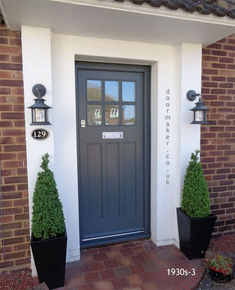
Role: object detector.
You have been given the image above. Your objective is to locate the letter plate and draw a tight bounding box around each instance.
[102,132,123,139]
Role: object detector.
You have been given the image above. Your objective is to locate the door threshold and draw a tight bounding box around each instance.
[80,232,151,249]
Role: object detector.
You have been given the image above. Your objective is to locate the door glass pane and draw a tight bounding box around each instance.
[123,105,135,125]
[87,105,102,126]
[105,81,119,102]
[87,80,102,101]
[122,81,135,102]
[105,105,119,125]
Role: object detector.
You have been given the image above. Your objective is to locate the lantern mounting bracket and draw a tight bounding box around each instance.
[32,84,46,98]
[186,90,200,102]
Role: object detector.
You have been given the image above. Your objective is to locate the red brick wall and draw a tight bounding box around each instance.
[201,34,235,236]
[0,24,30,274]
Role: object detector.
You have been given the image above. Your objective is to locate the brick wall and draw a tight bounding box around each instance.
[201,34,235,236]
[0,24,30,274]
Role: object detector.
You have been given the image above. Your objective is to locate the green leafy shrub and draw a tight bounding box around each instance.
[181,149,210,218]
[31,153,65,240]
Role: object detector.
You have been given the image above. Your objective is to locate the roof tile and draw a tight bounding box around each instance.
[114,0,235,19]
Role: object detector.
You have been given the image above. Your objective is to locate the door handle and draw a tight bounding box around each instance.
[81,119,86,128]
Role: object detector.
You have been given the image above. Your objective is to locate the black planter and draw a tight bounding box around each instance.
[210,269,233,283]
[177,208,216,260]
[31,229,67,289]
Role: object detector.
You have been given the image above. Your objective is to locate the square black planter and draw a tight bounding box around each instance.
[31,229,67,289]
[177,208,216,260]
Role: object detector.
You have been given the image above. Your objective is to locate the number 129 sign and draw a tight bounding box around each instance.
[32,129,49,140]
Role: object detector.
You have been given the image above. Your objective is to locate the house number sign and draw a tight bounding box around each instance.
[32,129,49,140]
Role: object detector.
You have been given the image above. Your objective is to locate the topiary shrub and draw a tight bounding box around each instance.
[31,153,65,240]
[181,149,210,218]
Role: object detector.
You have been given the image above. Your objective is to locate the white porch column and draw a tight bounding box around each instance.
[178,43,202,206]
[152,43,202,247]
[21,26,54,276]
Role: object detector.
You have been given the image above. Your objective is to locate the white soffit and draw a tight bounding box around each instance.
[0,0,235,46]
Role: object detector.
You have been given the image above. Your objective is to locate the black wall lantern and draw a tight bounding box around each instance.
[28,84,51,125]
[186,90,208,125]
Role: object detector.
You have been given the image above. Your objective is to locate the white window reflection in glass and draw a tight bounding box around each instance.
[105,105,119,125]
[110,108,119,118]
[122,81,135,102]
[87,105,102,126]
[95,108,101,119]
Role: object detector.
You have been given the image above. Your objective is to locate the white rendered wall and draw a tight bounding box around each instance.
[22,26,202,274]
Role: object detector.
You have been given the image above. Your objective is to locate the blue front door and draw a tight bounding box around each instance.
[76,62,150,248]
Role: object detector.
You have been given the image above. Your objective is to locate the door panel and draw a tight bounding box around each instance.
[76,62,150,248]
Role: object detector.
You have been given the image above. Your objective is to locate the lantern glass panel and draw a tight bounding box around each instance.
[195,110,204,122]
[33,108,45,123]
